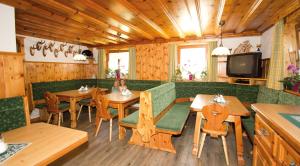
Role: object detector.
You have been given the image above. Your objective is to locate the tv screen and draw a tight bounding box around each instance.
[226,52,262,78]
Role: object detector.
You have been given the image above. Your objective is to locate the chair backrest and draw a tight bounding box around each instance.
[202,103,229,137]
[44,92,60,113]
[95,93,111,120]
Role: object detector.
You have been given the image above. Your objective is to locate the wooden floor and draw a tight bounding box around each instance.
[50,109,253,166]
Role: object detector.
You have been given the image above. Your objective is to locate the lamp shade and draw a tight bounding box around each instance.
[211,46,230,56]
[73,53,87,61]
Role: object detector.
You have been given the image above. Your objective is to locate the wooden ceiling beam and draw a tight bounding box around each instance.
[17,25,102,45]
[215,0,226,34]
[184,0,202,37]
[82,0,154,40]
[154,0,185,38]
[258,0,300,32]
[13,0,136,41]
[194,0,203,37]
[116,0,170,39]
[235,0,271,33]
[16,19,115,45]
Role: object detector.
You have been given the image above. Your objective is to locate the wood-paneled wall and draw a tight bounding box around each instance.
[136,43,169,80]
[24,62,98,83]
[0,52,25,99]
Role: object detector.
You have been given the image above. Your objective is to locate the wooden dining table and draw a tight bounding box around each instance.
[55,88,108,128]
[96,91,140,139]
[190,94,250,166]
[2,123,88,166]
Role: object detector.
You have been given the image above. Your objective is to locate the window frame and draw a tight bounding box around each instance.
[106,49,130,74]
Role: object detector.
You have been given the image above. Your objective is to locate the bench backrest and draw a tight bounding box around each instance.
[256,86,279,104]
[146,82,176,117]
[0,96,30,132]
[97,79,163,91]
[278,91,300,105]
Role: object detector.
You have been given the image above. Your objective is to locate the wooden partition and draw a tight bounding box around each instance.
[136,43,169,80]
[0,52,25,98]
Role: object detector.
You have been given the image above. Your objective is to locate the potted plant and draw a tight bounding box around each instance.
[281,64,300,92]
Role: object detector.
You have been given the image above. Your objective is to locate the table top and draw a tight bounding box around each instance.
[55,88,108,98]
[190,94,249,116]
[105,91,140,104]
[2,123,88,166]
[251,103,300,153]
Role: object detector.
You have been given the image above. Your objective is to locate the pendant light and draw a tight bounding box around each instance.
[212,21,230,56]
[73,38,87,61]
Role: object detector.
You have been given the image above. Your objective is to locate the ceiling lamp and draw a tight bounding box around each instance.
[212,21,230,56]
[73,38,87,61]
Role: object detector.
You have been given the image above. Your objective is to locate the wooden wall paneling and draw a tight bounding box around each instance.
[0,52,25,98]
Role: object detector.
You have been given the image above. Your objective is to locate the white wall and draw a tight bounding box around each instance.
[260,26,274,59]
[0,3,16,52]
[24,36,98,64]
[218,36,261,54]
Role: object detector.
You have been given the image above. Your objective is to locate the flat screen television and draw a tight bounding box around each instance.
[226,52,262,78]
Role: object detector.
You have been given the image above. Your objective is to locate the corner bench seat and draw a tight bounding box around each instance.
[120,82,191,153]
[121,102,191,134]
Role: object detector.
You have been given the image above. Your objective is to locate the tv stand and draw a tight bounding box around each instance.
[228,77,267,85]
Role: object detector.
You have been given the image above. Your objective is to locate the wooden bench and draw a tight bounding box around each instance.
[120,82,191,153]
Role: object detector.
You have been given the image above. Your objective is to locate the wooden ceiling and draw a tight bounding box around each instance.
[1,0,300,47]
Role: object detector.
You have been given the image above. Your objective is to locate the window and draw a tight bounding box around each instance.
[178,45,207,80]
[108,51,129,78]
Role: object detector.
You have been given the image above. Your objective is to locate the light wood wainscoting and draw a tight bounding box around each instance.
[0,52,25,99]
[24,61,98,109]
[136,43,169,80]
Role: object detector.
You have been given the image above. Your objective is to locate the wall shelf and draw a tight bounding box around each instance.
[228,77,267,86]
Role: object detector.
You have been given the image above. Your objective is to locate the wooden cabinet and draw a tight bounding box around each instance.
[253,111,300,166]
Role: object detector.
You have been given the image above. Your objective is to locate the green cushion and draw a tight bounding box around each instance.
[0,96,26,132]
[256,86,279,104]
[35,103,47,109]
[59,102,70,110]
[147,82,176,117]
[79,98,91,105]
[278,91,300,105]
[241,116,255,142]
[109,108,118,116]
[97,79,163,91]
[156,103,190,132]
[121,111,139,125]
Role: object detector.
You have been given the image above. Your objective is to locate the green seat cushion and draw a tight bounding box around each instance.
[256,86,279,104]
[121,111,139,125]
[35,103,47,109]
[278,91,300,106]
[0,96,26,132]
[156,103,190,132]
[59,102,70,110]
[241,116,255,141]
[79,98,91,105]
[109,108,118,117]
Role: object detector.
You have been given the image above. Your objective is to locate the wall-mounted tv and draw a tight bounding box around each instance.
[226,52,262,78]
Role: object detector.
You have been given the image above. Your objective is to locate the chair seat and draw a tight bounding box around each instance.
[59,102,70,111]
[109,108,118,117]
[79,98,92,105]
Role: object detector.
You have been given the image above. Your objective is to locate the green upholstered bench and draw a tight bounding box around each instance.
[241,86,300,142]
[120,82,191,153]
[97,79,163,91]
[0,96,30,132]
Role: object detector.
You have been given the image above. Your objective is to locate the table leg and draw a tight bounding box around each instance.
[192,112,202,155]
[118,104,126,140]
[69,98,77,128]
[234,116,245,165]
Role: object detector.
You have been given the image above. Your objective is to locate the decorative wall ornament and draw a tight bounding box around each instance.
[233,40,253,54]
[28,40,85,58]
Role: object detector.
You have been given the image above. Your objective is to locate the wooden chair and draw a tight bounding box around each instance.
[77,88,101,122]
[44,92,70,126]
[94,93,118,142]
[197,103,230,165]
